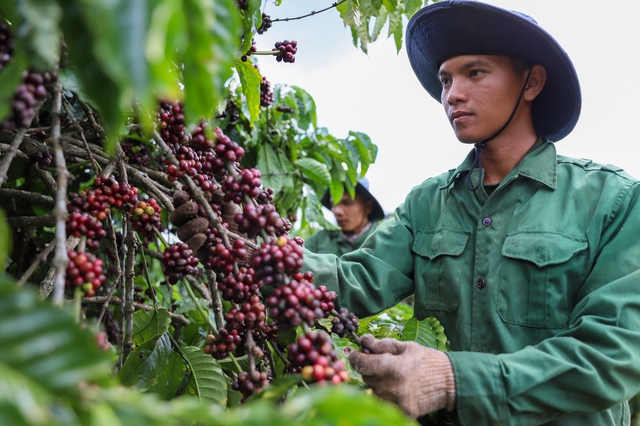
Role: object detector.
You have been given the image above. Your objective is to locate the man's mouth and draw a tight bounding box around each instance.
[450,111,471,123]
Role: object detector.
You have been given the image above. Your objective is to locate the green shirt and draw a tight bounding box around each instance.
[305,224,378,257]
[303,140,640,425]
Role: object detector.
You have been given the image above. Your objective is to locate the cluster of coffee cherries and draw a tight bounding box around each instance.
[157,101,189,145]
[1,70,56,130]
[232,370,270,402]
[273,40,297,63]
[265,271,337,331]
[250,235,304,286]
[162,242,200,284]
[257,13,272,35]
[260,77,274,107]
[289,331,349,384]
[66,211,107,250]
[130,198,163,240]
[120,137,150,168]
[222,168,262,204]
[204,326,243,360]
[218,266,259,304]
[331,307,360,338]
[66,176,142,249]
[66,250,107,297]
[28,151,53,167]
[234,203,287,239]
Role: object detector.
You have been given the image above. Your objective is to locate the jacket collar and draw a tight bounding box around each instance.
[442,137,557,190]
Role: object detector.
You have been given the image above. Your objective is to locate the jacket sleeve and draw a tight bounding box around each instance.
[449,182,640,425]
[302,203,417,318]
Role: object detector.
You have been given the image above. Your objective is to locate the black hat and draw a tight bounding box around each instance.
[406,1,581,142]
[320,177,385,222]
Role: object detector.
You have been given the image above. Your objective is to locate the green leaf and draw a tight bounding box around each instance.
[118,333,172,391]
[0,208,11,272]
[0,363,66,426]
[57,0,123,151]
[15,0,62,69]
[182,0,240,124]
[353,19,370,54]
[404,0,422,17]
[287,385,416,425]
[360,0,381,17]
[337,0,361,27]
[235,59,262,125]
[181,345,227,405]
[242,0,262,35]
[294,158,331,187]
[370,8,388,42]
[0,277,113,393]
[217,354,249,374]
[426,316,451,352]
[382,0,398,13]
[328,178,345,208]
[146,350,185,400]
[246,374,301,403]
[132,308,172,346]
[288,85,317,130]
[399,316,440,349]
[257,144,285,193]
[388,6,404,52]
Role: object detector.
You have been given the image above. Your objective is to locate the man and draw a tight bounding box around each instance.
[303,1,640,424]
[305,177,385,257]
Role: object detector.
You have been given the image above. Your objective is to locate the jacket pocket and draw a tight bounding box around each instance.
[413,228,470,313]
[497,231,588,328]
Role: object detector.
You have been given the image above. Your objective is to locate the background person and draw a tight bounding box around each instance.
[305,177,385,257]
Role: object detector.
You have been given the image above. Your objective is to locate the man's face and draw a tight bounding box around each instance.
[438,54,527,143]
[331,193,373,233]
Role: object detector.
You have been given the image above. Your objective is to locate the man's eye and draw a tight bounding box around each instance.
[470,70,484,77]
[440,78,450,86]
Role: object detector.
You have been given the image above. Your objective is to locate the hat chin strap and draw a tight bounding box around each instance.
[466,66,534,191]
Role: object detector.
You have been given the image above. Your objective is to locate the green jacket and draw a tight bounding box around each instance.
[303,140,640,425]
[305,224,378,257]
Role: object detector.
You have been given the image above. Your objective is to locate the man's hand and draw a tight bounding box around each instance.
[348,334,456,419]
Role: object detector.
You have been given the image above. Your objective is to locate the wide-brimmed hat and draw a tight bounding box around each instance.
[320,177,385,222]
[406,1,581,142]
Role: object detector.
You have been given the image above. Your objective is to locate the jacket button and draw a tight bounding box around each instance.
[482,217,492,226]
[477,278,486,289]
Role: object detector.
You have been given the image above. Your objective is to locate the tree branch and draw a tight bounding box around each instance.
[271,1,346,22]
[50,83,70,306]
[82,296,190,327]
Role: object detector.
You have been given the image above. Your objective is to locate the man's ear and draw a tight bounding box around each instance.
[524,64,547,102]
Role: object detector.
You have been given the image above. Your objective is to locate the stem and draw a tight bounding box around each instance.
[0,188,55,207]
[270,1,346,22]
[123,219,137,360]
[207,270,224,329]
[138,235,159,311]
[62,96,101,175]
[83,296,190,327]
[183,275,217,334]
[17,241,56,286]
[0,128,27,188]
[50,83,70,306]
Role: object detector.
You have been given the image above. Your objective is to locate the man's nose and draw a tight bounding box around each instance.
[444,78,467,105]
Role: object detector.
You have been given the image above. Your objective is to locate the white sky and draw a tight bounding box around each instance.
[258,0,640,215]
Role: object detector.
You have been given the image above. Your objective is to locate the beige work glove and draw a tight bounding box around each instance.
[348,334,456,419]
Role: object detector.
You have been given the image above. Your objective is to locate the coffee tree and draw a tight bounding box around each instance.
[0,1,448,425]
